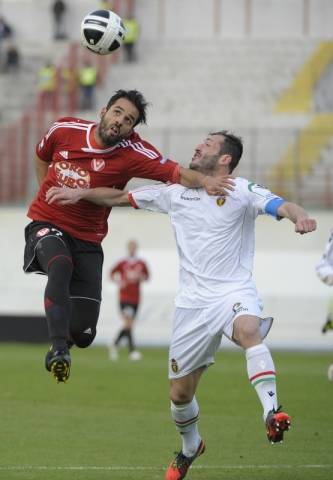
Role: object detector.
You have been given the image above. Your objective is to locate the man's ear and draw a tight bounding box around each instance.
[219,154,232,167]
[100,107,107,118]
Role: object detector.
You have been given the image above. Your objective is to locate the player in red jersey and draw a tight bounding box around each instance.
[109,239,149,361]
[23,89,234,383]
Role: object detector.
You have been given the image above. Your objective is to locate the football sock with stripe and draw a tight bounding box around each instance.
[171,397,201,457]
[246,343,278,421]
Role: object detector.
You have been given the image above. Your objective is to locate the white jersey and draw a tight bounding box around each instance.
[316,229,333,286]
[129,177,284,308]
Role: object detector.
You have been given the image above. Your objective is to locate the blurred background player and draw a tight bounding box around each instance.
[316,228,333,332]
[316,228,333,379]
[109,239,149,361]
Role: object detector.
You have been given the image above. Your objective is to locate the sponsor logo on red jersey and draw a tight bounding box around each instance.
[91,158,105,171]
[55,161,90,189]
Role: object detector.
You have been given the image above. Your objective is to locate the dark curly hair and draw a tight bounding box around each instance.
[210,130,243,173]
[106,89,148,126]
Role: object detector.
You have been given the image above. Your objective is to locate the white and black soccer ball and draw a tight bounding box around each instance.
[81,9,125,55]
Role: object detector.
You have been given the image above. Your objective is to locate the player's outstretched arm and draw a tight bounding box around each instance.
[277,201,317,234]
[179,166,235,196]
[46,186,130,207]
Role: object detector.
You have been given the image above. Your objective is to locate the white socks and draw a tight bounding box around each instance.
[246,343,278,421]
[171,397,201,457]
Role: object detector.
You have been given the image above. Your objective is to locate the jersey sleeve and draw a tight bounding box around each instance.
[246,181,285,218]
[128,184,174,214]
[110,261,122,277]
[126,139,180,184]
[141,261,150,280]
[35,120,59,162]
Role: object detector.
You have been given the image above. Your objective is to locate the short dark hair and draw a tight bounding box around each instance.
[210,130,243,173]
[106,89,148,126]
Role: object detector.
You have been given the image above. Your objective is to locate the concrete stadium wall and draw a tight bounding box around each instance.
[0,206,332,351]
[1,0,332,42]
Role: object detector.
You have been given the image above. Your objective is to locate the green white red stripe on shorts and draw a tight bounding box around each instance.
[250,370,276,387]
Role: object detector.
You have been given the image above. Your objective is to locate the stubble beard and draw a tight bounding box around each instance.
[189,154,219,176]
[97,120,125,147]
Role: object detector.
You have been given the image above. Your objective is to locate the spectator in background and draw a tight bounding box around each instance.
[109,240,149,361]
[60,65,78,113]
[78,60,98,110]
[37,61,57,110]
[99,0,114,9]
[0,16,12,41]
[4,42,20,74]
[51,0,67,40]
[123,14,140,63]
[0,15,13,70]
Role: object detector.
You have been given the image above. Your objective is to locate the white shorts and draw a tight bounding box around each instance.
[168,292,263,379]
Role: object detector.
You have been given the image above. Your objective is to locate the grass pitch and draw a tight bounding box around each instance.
[0,344,332,480]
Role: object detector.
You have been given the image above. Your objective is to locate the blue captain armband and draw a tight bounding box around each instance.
[265,197,285,219]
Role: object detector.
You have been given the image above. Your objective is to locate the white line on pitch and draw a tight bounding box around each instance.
[0,465,332,471]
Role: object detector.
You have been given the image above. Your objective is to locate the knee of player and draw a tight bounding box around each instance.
[71,327,96,348]
[233,315,261,344]
[170,385,193,405]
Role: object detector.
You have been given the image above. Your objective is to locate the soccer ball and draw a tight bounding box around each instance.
[81,9,125,55]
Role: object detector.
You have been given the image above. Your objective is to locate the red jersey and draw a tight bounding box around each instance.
[28,117,180,243]
[111,256,149,304]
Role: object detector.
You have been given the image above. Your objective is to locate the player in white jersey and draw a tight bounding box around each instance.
[316,229,333,380]
[46,131,317,480]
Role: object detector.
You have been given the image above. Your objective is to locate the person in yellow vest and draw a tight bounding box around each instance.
[123,14,140,63]
[99,0,114,9]
[78,60,98,110]
[38,62,57,110]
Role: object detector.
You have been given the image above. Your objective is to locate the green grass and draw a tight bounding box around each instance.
[0,344,332,480]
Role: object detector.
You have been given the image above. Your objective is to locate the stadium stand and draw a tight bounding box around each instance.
[0,0,332,207]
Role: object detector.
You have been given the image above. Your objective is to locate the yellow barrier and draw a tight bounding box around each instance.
[274,42,333,113]
[270,114,333,186]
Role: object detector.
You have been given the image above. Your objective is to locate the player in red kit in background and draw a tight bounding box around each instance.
[109,239,149,361]
[23,89,234,383]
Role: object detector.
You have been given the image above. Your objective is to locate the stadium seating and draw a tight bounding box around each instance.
[0,41,69,125]
[101,37,333,205]
[102,38,318,128]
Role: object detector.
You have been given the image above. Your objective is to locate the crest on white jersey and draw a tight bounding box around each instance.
[216,197,226,206]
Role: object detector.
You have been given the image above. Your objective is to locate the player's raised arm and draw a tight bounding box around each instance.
[46,186,130,207]
[179,166,235,196]
[277,201,317,234]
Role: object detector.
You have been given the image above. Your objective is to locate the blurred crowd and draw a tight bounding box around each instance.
[0,15,20,74]
[0,0,140,111]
